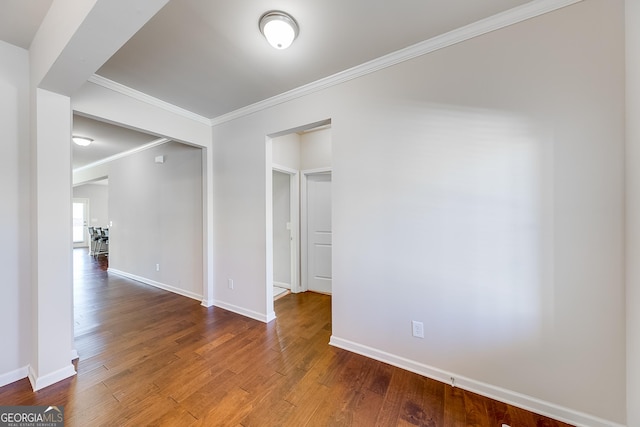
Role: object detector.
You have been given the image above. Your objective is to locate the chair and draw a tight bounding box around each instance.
[95,228,109,256]
[88,227,100,256]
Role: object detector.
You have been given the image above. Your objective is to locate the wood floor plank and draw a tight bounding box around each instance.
[0,249,576,427]
[148,406,199,427]
[283,350,340,407]
[241,397,297,427]
[507,403,538,426]
[350,389,385,426]
[398,374,441,427]
[464,390,492,427]
[175,373,238,420]
[65,397,122,426]
[443,383,467,427]
[61,381,116,416]
[281,381,332,426]
[487,398,512,426]
[375,368,414,426]
[366,362,394,396]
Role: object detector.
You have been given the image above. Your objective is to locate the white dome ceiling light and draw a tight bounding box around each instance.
[259,11,299,50]
[72,136,93,147]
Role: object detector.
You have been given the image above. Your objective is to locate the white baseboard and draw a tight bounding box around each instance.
[107,269,277,323]
[212,299,276,323]
[273,281,291,289]
[0,366,29,388]
[329,336,624,427]
[1,350,79,388]
[108,268,203,301]
[28,364,76,391]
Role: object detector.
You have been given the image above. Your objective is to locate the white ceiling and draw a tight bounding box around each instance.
[97,0,532,119]
[1,0,533,167]
[0,0,53,49]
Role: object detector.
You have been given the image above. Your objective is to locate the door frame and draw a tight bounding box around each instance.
[272,164,301,293]
[301,167,332,293]
[72,198,90,248]
[264,118,331,321]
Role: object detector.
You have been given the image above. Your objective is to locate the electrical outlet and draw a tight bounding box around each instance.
[412,320,424,338]
[156,263,160,271]
[228,278,234,289]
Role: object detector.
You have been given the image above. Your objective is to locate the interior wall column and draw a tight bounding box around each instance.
[29,88,75,391]
[626,1,640,425]
[201,142,215,307]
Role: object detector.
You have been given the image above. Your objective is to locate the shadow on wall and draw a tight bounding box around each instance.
[348,101,554,357]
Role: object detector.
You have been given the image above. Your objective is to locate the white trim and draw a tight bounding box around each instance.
[209,0,583,126]
[87,1,581,128]
[73,137,170,173]
[272,164,301,293]
[272,163,298,175]
[212,299,277,323]
[88,75,211,125]
[302,167,332,176]
[0,366,28,388]
[70,349,79,361]
[273,281,291,290]
[265,138,275,318]
[202,145,214,309]
[288,170,300,292]
[329,336,624,427]
[108,268,203,301]
[28,364,76,392]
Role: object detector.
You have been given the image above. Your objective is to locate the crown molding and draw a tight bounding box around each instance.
[88,0,582,127]
[73,137,170,173]
[210,0,582,126]
[87,75,211,125]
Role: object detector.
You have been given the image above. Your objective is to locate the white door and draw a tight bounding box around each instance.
[306,173,332,294]
[72,198,90,248]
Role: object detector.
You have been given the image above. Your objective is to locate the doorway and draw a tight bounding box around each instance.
[72,198,90,248]
[272,166,300,298]
[266,119,332,317]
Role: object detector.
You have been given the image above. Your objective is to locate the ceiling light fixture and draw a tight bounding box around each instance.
[259,11,299,50]
[72,136,93,147]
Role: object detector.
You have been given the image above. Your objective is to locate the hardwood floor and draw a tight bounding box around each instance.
[0,249,574,426]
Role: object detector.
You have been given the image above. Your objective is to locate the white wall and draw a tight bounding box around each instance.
[272,128,332,171]
[0,41,31,385]
[212,1,625,424]
[108,141,203,300]
[73,183,109,229]
[300,127,332,170]
[626,0,640,425]
[272,133,300,169]
[73,162,108,186]
[31,88,76,389]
